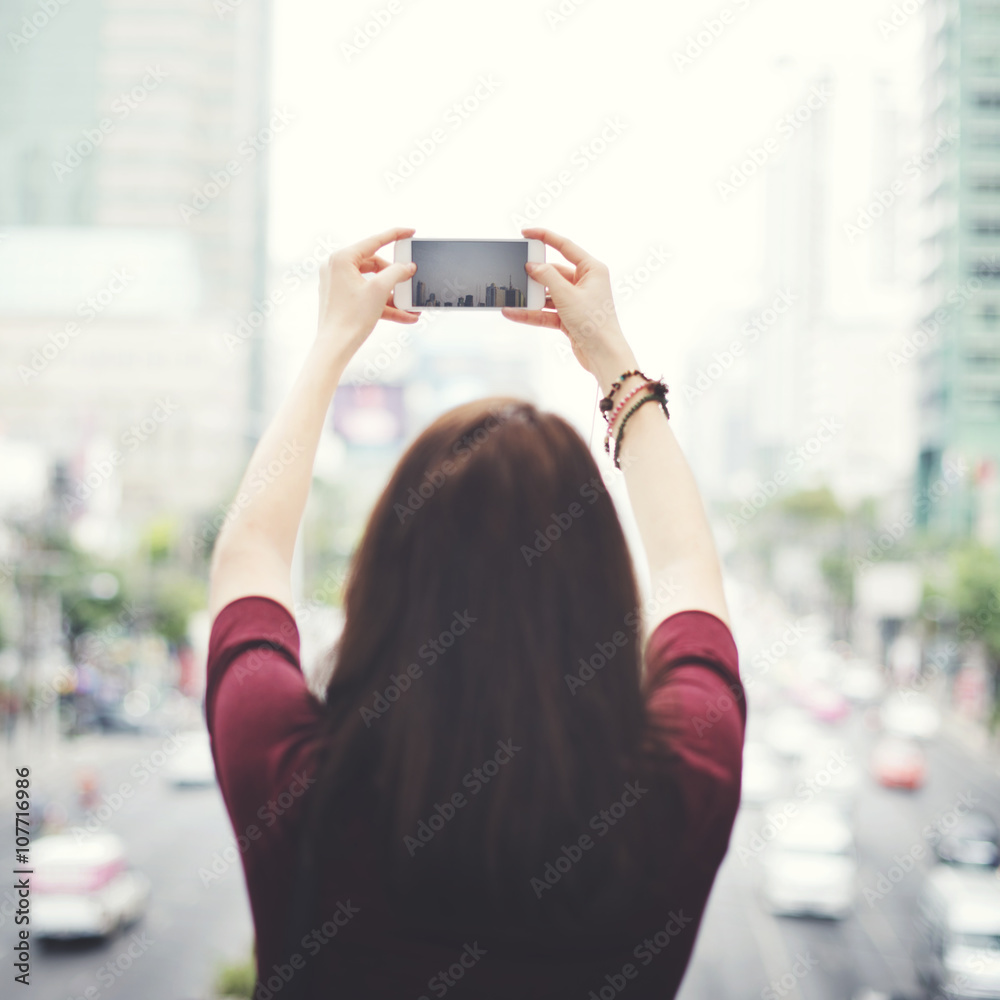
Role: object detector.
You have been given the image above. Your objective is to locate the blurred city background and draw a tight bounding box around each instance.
[1,0,1000,997]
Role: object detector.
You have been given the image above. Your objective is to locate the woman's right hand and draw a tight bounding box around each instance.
[502,227,637,391]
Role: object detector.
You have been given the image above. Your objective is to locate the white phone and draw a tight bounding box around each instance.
[393,238,546,311]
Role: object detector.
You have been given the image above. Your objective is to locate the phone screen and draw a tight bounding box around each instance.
[410,239,529,308]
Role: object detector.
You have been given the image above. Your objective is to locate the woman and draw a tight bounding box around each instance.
[205,226,745,999]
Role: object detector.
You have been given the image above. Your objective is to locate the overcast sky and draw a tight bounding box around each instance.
[410,239,529,304]
[268,0,924,421]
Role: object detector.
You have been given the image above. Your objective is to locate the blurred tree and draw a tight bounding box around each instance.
[56,551,129,643]
[950,543,1000,667]
[149,573,205,647]
[779,485,843,521]
[142,514,180,565]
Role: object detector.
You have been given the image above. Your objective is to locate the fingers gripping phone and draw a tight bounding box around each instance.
[393,238,546,311]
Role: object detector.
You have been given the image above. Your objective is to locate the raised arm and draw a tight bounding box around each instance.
[503,227,729,629]
[207,226,418,625]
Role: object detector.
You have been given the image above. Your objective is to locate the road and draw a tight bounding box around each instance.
[4,693,1000,999]
[0,728,253,1000]
[678,696,1000,1000]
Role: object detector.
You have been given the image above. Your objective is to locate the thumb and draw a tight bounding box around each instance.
[527,261,573,301]
[373,261,416,298]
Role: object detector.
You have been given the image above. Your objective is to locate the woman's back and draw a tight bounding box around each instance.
[206,596,744,1000]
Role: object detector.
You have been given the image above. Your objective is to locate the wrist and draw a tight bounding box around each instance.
[594,356,642,398]
[589,330,638,389]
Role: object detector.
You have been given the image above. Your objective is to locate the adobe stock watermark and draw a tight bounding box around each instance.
[682,289,796,401]
[177,108,294,222]
[7,0,74,54]
[198,771,317,887]
[587,910,694,999]
[853,457,967,571]
[393,407,510,523]
[877,0,929,39]
[511,116,628,228]
[52,67,169,180]
[347,313,428,386]
[544,0,591,28]
[727,418,843,530]
[403,739,521,855]
[384,75,500,191]
[359,610,477,726]
[888,273,984,370]
[843,126,959,244]
[70,731,191,844]
[55,931,154,997]
[717,82,834,202]
[252,901,361,1000]
[18,269,134,383]
[520,473,618,565]
[688,680,746,737]
[673,0,755,72]
[78,600,146,664]
[761,952,820,1000]
[549,247,672,366]
[62,397,181,514]
[862,790,978,906]
[416,943,487,1000]
[191,438,306,554]
[530,780,648,898]
[224,236,344,354]
[737,749,853,864]
[341,0,406,62]
[561,571,683,697]
[742,619,812,692]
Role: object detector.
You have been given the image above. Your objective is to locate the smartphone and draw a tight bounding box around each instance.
[393,238,546,311]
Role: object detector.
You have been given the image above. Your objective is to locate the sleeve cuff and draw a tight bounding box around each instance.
[204,596,301,730]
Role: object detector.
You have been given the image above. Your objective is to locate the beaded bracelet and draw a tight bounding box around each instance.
[605,380,655,426]
[612,384,670,469]
[603,382,655,452]
[598,370,649,414]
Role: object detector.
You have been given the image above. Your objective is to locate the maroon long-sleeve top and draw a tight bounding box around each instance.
[206,596,745,999]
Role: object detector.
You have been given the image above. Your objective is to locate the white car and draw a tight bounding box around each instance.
[740,742,787,808]
[162,730,217,787]
[762,706,825,761]
[881,691,941,740]
[916,865,1000,998]
[32,834,150,938]
[761,801,857,918]
[838,661,886,704]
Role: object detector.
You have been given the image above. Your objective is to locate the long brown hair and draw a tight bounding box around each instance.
[283,397,680,988]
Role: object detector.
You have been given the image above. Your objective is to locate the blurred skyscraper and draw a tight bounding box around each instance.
[681,70,917,514]
[0,0,273,552]
[917,0,1000,541]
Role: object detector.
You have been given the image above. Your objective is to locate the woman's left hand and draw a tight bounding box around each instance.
[317,226,419,359]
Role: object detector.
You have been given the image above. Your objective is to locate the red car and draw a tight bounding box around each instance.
[871,736,926,790]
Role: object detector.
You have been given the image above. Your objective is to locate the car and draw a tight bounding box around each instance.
[929,811,1000,869]
[880,691,941,740]
[740,742,787,807]
[871,736,926,791]
[795,738,861,809]
[792,681,851,724]
[162,730,217,787]
[31,833,150,939]
[760,800,857,919]
[762,706,826,761]
[838,661,886,704]
[916,865,1000,998]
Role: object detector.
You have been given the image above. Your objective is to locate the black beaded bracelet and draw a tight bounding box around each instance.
[599,370,649,414]
[612,384,670,469]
